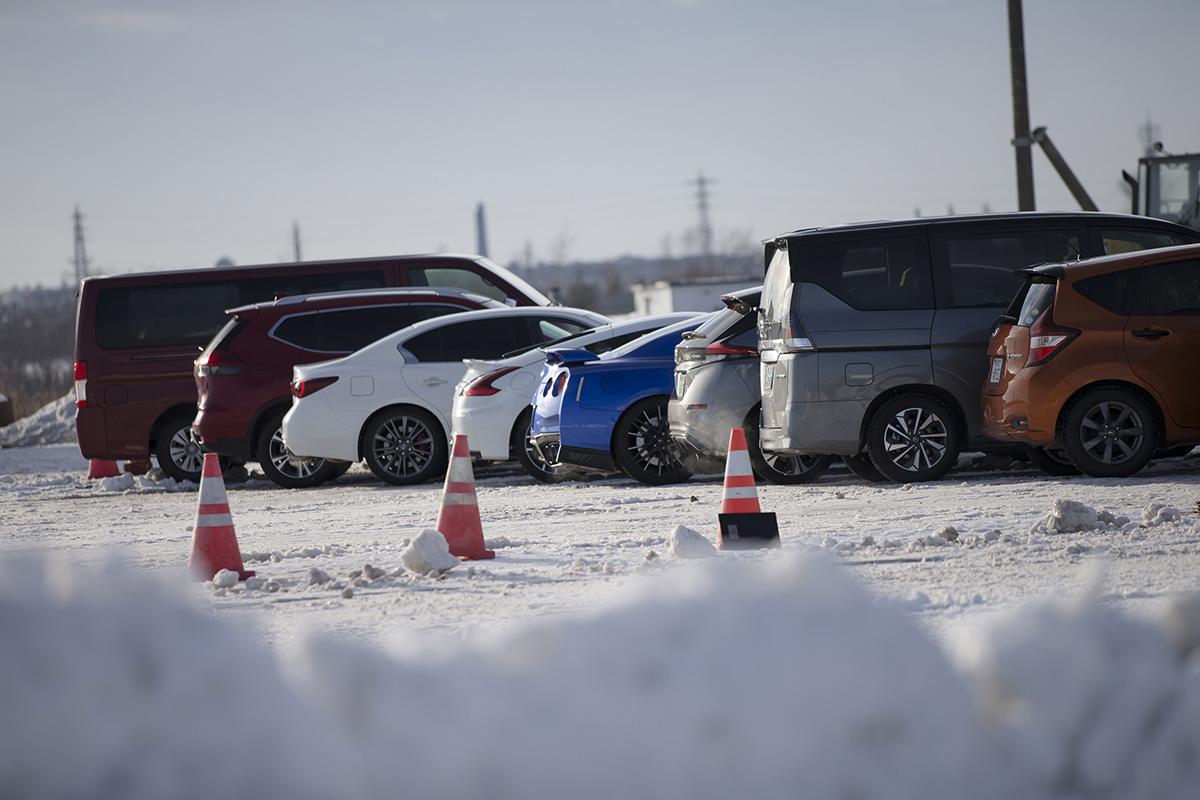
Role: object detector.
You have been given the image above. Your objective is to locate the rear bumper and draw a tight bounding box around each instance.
[759,400,867,456]
[75,405,106,459]
[451,396,518,462]
[981,393,1056,447]
[192,407,253,459]
[281,400,362,463]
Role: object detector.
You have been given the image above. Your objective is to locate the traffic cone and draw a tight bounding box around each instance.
[434,434,495,560]
[86,459,120,479]
[719,428,762,515]
[717,427,780,550]
[188,453,254,581]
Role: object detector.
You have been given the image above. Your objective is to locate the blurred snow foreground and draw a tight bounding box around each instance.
[2,554,1199,800]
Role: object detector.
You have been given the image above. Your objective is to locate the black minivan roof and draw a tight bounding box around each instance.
[769,211,1196,244]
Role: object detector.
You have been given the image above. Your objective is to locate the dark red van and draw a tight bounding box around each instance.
[74,254,549,481]
[193,288,503,488]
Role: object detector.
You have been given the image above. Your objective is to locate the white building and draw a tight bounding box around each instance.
[630,277,760,316]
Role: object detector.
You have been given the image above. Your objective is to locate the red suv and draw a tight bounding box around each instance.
[192,289,503,488]
[74,254,549,482]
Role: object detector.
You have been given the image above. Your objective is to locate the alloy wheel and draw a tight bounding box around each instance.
[168,427,205,475]
[1079,401,1143,465]
[882,407,949,473]
[371,415,435,479]
[267,427,326,480]
[624,404,683,476]
[763,451,824,476]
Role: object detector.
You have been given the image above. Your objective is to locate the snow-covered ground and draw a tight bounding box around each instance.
[3,442,1200,796]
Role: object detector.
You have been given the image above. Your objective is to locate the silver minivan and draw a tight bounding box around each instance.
[757,212,1199,483]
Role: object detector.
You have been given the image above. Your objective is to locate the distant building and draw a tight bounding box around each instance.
[631,276,759,315]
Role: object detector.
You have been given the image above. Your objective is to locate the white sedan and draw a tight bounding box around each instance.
[451,312,699,481]
[282,306,607,485]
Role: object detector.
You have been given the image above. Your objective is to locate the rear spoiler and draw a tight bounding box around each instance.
[544,348,600,367]
[1020,264,1066,279]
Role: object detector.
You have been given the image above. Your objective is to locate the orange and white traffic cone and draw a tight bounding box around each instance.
[719,427,762,515]
[434,434,495,560]
[188,452,254,581]
[717,427,780,550]
[86,458,120,479]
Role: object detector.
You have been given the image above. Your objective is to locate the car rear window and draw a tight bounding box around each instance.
[1073,269,1138,316]
[1017,281,1057,326]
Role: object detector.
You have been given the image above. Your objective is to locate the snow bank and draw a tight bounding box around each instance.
[3,553,1200,799]
[0,393,76,448]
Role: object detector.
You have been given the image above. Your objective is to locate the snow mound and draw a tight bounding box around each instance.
[1030,499,1125,534]
[1142,502,1183,526]
[0,393,76,448]
[400,529,459,574]
[4,553,1200,798]
[667,524,716,558]
[96,473,135,493]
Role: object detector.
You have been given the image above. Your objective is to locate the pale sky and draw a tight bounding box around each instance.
[2,0,1197,287]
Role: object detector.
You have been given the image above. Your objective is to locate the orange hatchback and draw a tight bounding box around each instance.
[983,243,1200,477]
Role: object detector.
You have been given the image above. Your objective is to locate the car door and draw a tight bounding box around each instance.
[1124,256,1200,428]
[400,316,528,420]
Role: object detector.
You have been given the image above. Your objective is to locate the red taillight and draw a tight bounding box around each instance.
[73,360,87,408]
[196,350,244,376]
[1026,308,1078,366]
[703,341,757,358]
[552,372,568,397]
[291,376,338,397]
[463,366,518,397]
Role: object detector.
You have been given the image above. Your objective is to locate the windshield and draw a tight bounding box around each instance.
[604,317,704,360]
[476,257,553,306]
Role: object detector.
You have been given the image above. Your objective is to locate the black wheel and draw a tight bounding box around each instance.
[512,408,566,483]
[843,453,887,482]
[361,407,447,485]
[1023,445,1079,477]
[744,407,831,485]
[154,410,206,482]
[613,397,692,485]
[866,395,962,483]
[255,412,339,489]
[1062,388,1157,478]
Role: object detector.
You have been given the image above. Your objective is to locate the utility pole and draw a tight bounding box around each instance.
[72,204,91,284]
[1007,0,1036,211]
[475,202,489,258]
[291,221,302,262]
[689,171,715,269]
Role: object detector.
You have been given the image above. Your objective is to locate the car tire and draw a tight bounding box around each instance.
[613,397,692,485]
[843,453,887,483]
[744,408,830,485]
[154,410,207,482]
[255,412,340,489]
[1023,445,1079,477]
[362,407,447,486]
[512,408,567,483]
[865,394,962,483]
[1062,387,1157,478]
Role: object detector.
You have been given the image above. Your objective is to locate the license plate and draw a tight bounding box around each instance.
[989,357,1003,384]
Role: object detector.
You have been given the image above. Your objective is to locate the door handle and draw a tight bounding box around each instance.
[1131,328,1171,339]
[421,377,448,386]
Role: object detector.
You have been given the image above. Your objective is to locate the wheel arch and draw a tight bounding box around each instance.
[248,397,293,454]
[1055,380,1166,446]
[857,384,966,453]
[149,403,198,451]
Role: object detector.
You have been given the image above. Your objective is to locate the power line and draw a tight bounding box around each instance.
[688,171,715,267]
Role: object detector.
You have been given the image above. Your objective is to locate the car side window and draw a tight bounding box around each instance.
[942,228,1080,308]
[240,271,385,303]
[96,282,240,349]
[800,235,932,311]
[272,313,325,350]
[405,317,525,362]
[1073,269,1140,316]
[1132,259,1200,316]
[1099,228,1187,256]
[409,267,509,303]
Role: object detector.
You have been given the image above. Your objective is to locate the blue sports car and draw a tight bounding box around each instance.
[530,316,704,485]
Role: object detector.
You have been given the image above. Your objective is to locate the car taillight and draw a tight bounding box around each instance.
[552,372,568,396]
[291,376,338,397]
[463,366,518,397]
[197,351,244,376]
[73,361,87,408]
[782,320,815,352]
[703,341,757,358]
[1026,308,1078,366]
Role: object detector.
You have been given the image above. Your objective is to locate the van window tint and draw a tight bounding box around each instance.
[1100,228,1187,256]
[96,283,239,349]
[943,228,1079,308]
[1132,259,1200,316]
[273,304,461,353]
[409,267,507,302]
[1074,269,1139,316]
[403,317,525,362]
[92,270,386,349]
[799,235,932,311]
